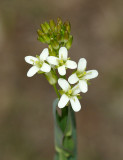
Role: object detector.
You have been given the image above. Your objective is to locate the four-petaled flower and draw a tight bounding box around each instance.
[68,58,98,93]
[25,48,51,77]
[47,47,77,76]
[58,78,81,112]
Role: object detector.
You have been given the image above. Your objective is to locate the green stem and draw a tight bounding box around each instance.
[53,84,60,98]
[53,99,77,160]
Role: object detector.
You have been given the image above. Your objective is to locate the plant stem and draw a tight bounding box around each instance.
[53,84,60,98]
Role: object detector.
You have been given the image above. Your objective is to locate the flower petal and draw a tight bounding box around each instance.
[70,96,81,112]
[40,48,49,61]
[40,62,51,72]
[58,78,70,92]
[47,56,59,65]
[68,73,79,84]
[84,70,98,79]
[25,56,38,64]
[79,80,88,93]
[78,58,87,72]
[27,66,39,77]
[72,84,81,95]
[58,94,69,108]
[65,60,77,69]
[59,47,68,61]
[58,65,66,76]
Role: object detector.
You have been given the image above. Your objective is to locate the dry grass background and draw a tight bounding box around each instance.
[0,0,123,159]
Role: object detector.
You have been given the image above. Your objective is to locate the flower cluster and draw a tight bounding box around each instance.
[37,18,73,56]
[25,46,98,112]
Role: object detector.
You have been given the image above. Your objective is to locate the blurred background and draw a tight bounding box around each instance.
[0,0,123,159]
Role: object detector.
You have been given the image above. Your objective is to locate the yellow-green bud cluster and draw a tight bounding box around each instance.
[37,18,73,56]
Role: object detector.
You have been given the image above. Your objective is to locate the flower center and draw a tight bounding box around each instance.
[35,60,43,68]
[66,89,73,97]
[77,71,86,79]
[58,59,65,66]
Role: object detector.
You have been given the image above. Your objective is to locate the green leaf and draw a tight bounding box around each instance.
[63,137,74,151]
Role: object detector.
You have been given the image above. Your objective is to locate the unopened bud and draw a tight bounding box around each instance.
[37,36,45,43]
[37,29,43,36]
[45,71,57,85]
[44,22,50,30]
[64,21,71,33]
[49,20,56,31]
[64,31,69,43]
[57,34,62,43]
[43,34,50,43]
[57,24,61,33]
[51,40,59,50]
[57,17,62,25]
[41,24,48,33]
[66,35,73,49]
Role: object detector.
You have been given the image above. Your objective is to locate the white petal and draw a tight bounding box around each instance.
[78,58,87,72]
[58,94,69,108]
[58,78,70,92]
[40,48,49,61]
[79,80,88,93]
[65,60,77,69]
[40,63,51,72]
[59,47,68,61]
[84,70,98,79]
[68,73,79,84]
[58,65,66,76]
[47,56,59,65]
[27,66,39,77]
[72,84,81,95]
[25,56,38,64]
[70,96,81,112]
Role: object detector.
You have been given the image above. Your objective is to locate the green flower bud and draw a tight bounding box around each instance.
[48,45,56,56]
[63,31,69,43]
[57,17,62,25]
[57,34,62,43]
[41,24,48,33]
[57,24,61,33]
[51,40,59,50]
[44,22,50,30]
[66,35,73,49]
[37,36,45,43]
[43,34,50,43]
[64,21,71,33]
[45,70,57,85]
[49,20,56,31]
[37,29,43,36]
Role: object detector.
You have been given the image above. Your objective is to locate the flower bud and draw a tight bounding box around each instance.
[57,17,62,25]
[66,35,73,49]
[43,34,50,43]
[41,24,48,33]
[64,21,71,33]
[63,31,69,43]
[48,45,56,56]
[57,24,61,33]
[45,70,57,85]
[37,36,45,43]
[51,40,59,50]
[44,22,50,30]
[49,20,56,31]
[57,34,62,43]
[37,29,43,36]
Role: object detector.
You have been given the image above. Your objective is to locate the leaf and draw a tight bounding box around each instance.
[63,137,74,151]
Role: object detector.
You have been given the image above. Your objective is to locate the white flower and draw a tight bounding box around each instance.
[58,78,81,112]
[25,48,51,77]
[47,47,77,76]
[68,58,98,93]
